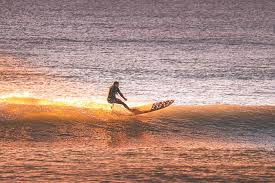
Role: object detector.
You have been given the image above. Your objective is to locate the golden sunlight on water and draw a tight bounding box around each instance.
[0,96,274,181]
[0,141,274,182]
[0,0,275,181]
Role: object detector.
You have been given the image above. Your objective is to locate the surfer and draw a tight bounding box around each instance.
[107,81,131,111]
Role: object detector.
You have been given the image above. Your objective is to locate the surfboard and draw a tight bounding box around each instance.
[131,100,174,115]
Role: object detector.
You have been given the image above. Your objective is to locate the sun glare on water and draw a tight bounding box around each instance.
[0,92,149,112]
[0,93,106,109]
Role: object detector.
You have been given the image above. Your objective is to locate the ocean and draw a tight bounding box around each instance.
[0,0,274,182]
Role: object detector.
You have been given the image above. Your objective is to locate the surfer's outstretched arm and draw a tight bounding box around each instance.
[117,88,127,101]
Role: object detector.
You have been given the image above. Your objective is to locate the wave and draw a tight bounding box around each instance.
[104,38,275,47]
[1,37,274,47]
[0,97,274,149]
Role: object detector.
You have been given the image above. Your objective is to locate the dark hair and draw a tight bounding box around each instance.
[114,81,119,85]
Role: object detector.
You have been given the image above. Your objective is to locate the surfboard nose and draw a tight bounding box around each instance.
[151,100,175,111]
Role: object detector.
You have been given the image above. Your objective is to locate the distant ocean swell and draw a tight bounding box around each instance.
[1,37,274,46]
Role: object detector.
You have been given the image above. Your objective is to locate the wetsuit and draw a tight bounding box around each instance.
[107,85,131,110]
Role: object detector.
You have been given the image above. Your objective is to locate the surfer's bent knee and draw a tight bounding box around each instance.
[107,98,122,104]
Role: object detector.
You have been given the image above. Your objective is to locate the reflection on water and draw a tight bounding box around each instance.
[0,142,274,182]
[0,97,274,181]
[0,0,274,105]
[0,0,274,181]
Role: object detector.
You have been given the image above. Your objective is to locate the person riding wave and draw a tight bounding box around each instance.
[107,81,131,111]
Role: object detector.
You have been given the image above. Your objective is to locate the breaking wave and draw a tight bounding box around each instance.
[0,97,274,149]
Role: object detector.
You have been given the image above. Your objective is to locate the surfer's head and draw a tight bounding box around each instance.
[113,81,119,87]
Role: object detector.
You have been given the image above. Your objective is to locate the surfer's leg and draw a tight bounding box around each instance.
[108,98,115,110]
[107,98,114,110]
[115,99,131,111]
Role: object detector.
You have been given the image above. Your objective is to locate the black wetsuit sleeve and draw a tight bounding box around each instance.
[117,88,126,99]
